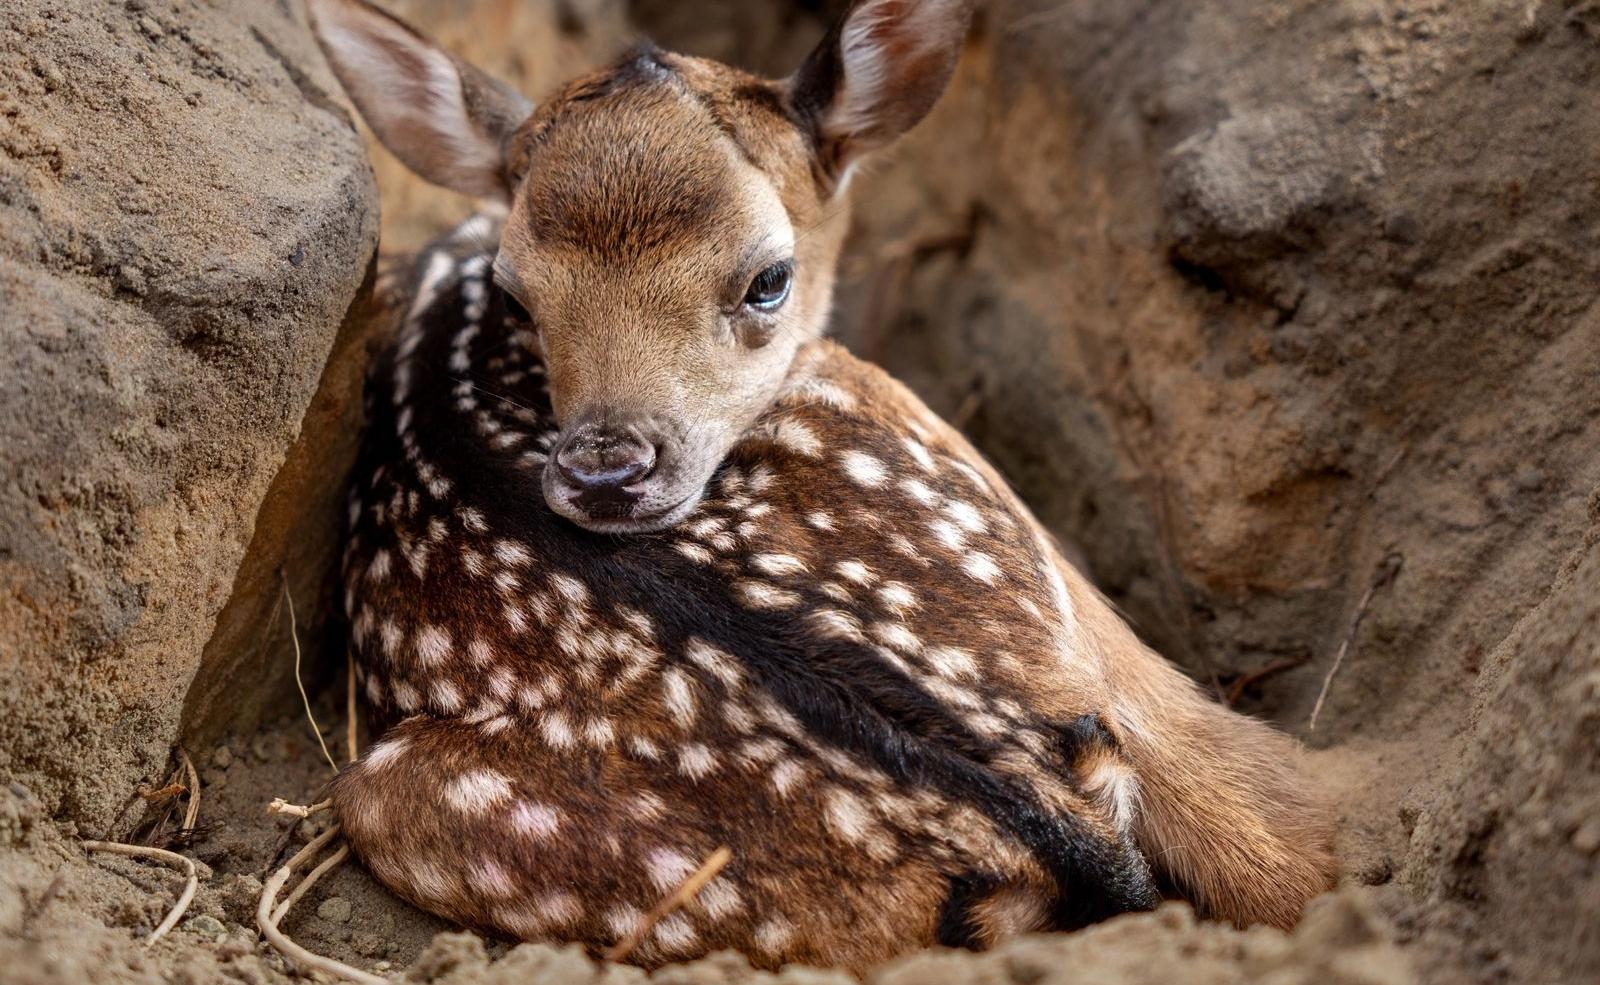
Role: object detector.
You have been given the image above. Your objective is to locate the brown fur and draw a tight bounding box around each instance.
[310,0,1337,970]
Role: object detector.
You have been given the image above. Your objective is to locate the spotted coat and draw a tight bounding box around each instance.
[334,225,1158,970]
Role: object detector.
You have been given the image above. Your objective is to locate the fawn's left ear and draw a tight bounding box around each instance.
[307,0,532,202]
[788,0,974,186]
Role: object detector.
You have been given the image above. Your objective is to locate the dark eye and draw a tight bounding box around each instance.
[743,260,793,311]
[499,288,532,324]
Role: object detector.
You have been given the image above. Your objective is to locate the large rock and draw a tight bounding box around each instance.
[0,0,378,828]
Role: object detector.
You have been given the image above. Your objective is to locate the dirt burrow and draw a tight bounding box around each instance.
[3,0,1598,984]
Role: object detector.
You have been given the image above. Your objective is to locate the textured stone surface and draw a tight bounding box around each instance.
[0,0,378,827]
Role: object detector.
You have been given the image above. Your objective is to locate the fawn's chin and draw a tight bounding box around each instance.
[545,486,703,535]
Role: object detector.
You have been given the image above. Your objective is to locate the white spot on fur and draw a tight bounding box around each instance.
[539,711,576,750]
[493,539,531,567]
[755,915,795,954]
[809,608,866,643]
[751,553,807,577]
[805,511,835,531]
[653,912,698,952]
[963,553,1002,584]
[509,800,561,839]
[674,541,714,564]
[823,787,874,844]
[678,743,717,779]
[686,638,743,687]
[470,860,516,897]
[841,450,888,488]
[926,645,978,679]
[363,736,409,771]
[835,559,874,585]
[770,759,807,797]
[876,582,917,614]
[662,668,696,727]
[430,680,464,713]
[902,436,937,472]
[605,904,643,939]
[645,847,696,892]
[736,580,801,610]
[414,625,450,666]
[699,879,744,920]
[930,518,966,551]
[901,477,939,507]
[444,769,514,814]
[367,549,392,582]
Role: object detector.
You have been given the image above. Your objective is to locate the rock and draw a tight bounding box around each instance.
[316,896,352,924]
[0,0,377,829]
[182,915,225,940]
[407,931,490,982]
[210,745,232,770]
[218,873,263,925]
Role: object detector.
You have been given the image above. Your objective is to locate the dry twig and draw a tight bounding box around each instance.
[346,650,360,764]
[268,798,334,820]
[257,822,386,985]
[1308,553,1403,731]
[83,841,198,946]
[281,571,339,775]
[178,748,201,835]
[605,846,732,963]
[136,783,186,803]
[1224,655,1310,707]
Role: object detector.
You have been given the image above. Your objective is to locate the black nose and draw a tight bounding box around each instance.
[553,426,656,495]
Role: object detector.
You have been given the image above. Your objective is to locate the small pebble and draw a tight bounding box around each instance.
[138,15,163,37]
[317,896,353,923]
[184,915,226,939]
[211,745,233,770]
[1513,464,1545,492]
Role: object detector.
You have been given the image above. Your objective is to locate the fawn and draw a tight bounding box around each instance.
[311,0,1336,970]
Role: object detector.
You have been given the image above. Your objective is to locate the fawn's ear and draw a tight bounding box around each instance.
[307,0,532,201]
[789,0,973,185]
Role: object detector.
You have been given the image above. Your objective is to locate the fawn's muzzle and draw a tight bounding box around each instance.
[545,421,664,524]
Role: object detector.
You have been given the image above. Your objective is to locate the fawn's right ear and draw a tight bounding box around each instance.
[789,0,974,187]
[307,0,532,202]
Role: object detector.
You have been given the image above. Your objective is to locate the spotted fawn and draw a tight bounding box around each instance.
[312,0,1336,970]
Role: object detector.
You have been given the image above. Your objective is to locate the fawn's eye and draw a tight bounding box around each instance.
[500,290,532,325]
[743,260,793,311]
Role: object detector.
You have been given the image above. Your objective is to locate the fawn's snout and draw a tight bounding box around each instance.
[545,416,678,525]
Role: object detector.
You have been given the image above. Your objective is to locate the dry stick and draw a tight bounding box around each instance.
[268,797,334,820]
[346,650,360,764]
[257,823,387,985]
[83,841,198,946]
[271,842,349,925]
[1224,655,1310,707]
[178,749,201,834]
[605,846,733,964]
[281,572,339,775]
[1308,553,1403,731]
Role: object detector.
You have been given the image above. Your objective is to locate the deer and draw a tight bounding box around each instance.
[309,0,1336,971]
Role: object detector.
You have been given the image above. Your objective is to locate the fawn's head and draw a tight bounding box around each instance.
[310,0,972,532]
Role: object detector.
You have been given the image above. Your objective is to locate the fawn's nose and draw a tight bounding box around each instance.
[553,425,656,501]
